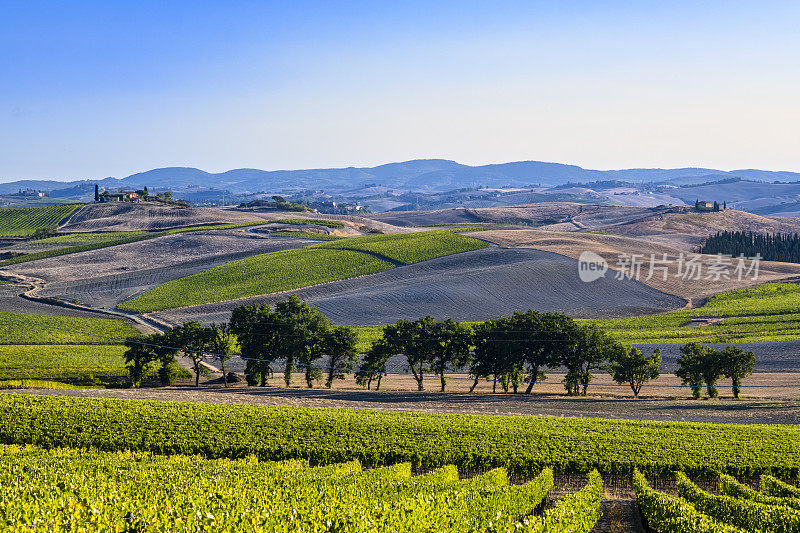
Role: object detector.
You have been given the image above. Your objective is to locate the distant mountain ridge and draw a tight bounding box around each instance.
[2,159,799,195]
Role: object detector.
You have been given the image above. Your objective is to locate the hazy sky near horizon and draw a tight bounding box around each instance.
[1,1,799,181]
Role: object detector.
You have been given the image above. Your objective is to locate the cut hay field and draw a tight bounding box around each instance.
[119,230,489,313]
[0,204,80,236]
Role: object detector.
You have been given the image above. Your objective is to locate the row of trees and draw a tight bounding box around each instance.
[124,321,234,388]
[700,230,799,263]
[125,297,358,390]
[356,312,661,396]
[675,342,756,399]
[124,298,757,398]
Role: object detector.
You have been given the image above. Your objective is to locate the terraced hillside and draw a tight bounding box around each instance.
[0,204,80,236]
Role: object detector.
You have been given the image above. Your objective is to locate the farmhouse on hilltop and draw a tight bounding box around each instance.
[97,190,142,203]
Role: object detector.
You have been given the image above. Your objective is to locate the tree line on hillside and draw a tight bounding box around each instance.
[124,296,756,398]
[700,230,800,264]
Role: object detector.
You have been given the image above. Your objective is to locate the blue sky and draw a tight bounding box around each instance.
[1,0,798,180]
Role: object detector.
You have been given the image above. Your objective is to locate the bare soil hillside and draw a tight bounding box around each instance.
[153,247,684,325]
[3,230,309,309]
[606,209,800,238]
[60,203,271,231]
[474,229,800,302]
[60,203,398,233]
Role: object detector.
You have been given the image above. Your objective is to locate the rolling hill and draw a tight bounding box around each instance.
[4,159,800,195]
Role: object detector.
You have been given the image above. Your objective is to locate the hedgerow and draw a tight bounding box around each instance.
[1,395,798,478]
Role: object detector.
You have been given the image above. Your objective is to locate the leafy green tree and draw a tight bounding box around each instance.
[468,320,497,392]
[174,321,207,387]
[355,339,390,390]
[561,323,614,396]
[383,318,432,391]
[719,346,756,399]
[229,303,277,386]
[700,347,725,398]
[146,330,181,386]
[272,296,331,388]
[469,316,524,393]
[429,319,472,392]
[607,345,661,398]
[123,337,155,387]
[510,311,575,394]
[323,326,359,388]
[207,323,234,387]
[676,342,707,399]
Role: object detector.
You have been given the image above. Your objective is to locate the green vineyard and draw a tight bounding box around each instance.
[321,229,488,264]
[271,217,346,228]
[637,470,800,532]
[0,345,128,384]
[1,395,798,478]
[0,204,80,237]
[119,248,394,312]
[119,230,488,312]
[0,446,602,532]
[0,312,140,385]
[0,311,139,345]
[634,472,800,533]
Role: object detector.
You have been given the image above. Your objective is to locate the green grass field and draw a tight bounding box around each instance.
[120,230,488,313]
[0,204,80,237]
[0,345,129,384]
